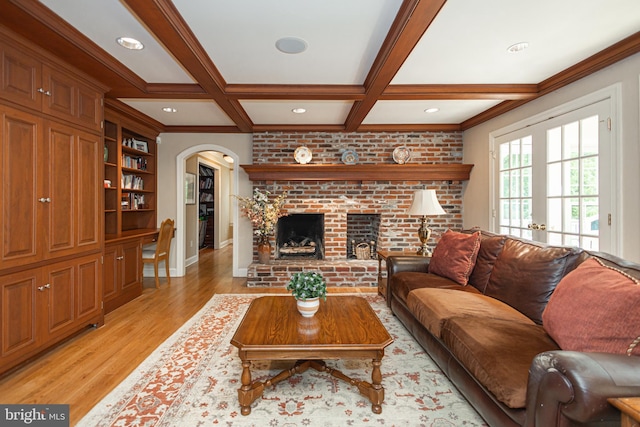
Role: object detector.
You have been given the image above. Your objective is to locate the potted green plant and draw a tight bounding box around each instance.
[287,271,327,317]
[236,189,287,264]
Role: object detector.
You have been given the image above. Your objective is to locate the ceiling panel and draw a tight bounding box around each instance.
[120,99,235,126]
[172,0,403,84]
[363,100,502,124]
[393,0,640,84]
[240,100,354,124]
[39,0,195,84]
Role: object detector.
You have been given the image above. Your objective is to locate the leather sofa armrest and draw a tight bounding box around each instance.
[386,256,430,277]
[525,350,640,427]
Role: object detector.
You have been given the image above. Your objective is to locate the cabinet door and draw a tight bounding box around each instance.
[41,65,74,123]
[75,129,101,252]
[0,42,41,110]
[121,240,141,291]
[0,105,42,270]
[102,244,119,301]
[43,121,75,258]
[44,254,102,343]
[45,262,75,338]
[0,269,41,365]
[75,254,101,320]
[76,84,102,131]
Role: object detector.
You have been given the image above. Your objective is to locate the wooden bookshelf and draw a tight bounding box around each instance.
[199,164,215,248]
[103,113,158,238]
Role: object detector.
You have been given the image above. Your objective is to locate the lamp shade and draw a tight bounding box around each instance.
[406,189,446,216]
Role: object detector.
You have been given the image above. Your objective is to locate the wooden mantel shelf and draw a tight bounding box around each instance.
[240,163,473,182]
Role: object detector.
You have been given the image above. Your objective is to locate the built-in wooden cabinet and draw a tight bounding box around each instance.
[0,105,102,271]
[0,253,102,372]
[103,239,142,314]
[0,28,105,375]
[102,105,159,313]
[0,36,102,132]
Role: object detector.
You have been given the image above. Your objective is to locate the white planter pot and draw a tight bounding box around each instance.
[296,297,320,318]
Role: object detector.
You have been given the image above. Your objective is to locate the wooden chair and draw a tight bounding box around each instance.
[142,218,175,288]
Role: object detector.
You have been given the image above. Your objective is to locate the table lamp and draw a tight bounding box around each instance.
[406,189,446,256]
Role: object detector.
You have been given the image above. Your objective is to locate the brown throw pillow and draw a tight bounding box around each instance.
[429,230,481,286]
[542,257,640,356]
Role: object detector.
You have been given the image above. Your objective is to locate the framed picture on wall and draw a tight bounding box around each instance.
[185,173,196,204]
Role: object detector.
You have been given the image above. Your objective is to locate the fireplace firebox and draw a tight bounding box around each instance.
[276,214,324,260]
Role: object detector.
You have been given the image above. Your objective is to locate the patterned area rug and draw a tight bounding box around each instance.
[78,294,487,427]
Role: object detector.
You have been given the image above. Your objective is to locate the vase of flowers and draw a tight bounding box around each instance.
[236,189,287,263]
[287,271,327,317]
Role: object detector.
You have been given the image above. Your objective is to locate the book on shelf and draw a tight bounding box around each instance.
[121,193,146,210]
[122,154,148,171]
[121,174,144,190]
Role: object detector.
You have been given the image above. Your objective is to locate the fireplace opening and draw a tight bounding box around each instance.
[347,213,381,260]
[276,214,324,260]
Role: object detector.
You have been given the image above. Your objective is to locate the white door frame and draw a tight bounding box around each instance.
[175,145,240,277]
[489,84,621,254]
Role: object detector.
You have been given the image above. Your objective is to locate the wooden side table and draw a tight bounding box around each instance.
[609,397,640,427]
[377,250,427,303]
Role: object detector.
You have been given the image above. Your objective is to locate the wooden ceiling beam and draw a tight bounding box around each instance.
[344,0,447,132]
[225,84,366,100]
[121,0,253,132]
[382,84,539,100]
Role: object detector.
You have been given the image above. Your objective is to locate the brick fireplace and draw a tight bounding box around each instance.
[245,131,466,288]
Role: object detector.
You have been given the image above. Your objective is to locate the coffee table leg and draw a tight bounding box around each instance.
[238,360,264,415]
[370,358,384,414]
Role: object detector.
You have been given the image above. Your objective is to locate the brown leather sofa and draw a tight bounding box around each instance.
[386,230,640,427]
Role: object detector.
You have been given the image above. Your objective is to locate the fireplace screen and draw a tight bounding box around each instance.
[276,214,324,259]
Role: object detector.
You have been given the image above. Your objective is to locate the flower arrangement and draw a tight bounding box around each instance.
[236,189,287,239]
[287,272,327,301]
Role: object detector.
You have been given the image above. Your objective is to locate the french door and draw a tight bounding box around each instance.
[494,99,612,252]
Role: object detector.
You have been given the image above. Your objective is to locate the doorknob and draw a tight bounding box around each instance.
[527,223,547,230]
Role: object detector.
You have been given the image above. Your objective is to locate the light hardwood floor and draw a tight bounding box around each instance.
[0,246,375,425]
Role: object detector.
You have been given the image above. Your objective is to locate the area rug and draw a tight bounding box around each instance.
[78,294,487,427]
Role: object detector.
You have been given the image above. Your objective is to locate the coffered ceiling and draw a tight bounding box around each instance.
[1,0,639,133]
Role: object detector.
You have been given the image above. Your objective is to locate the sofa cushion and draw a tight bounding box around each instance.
[442,317,560,409]
[406,288,533,338]
[391,272,472,306]
[484,238,582,324]
[542,257,640,356]
[429,230,481,286]
[468,235,507,293]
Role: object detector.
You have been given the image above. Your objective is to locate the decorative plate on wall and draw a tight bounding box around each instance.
[341,149,359,165]
[393,146,411,164]
[294,146,313,164]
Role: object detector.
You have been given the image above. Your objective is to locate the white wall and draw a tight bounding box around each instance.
[463,52,640,261]
[155,133,254,277]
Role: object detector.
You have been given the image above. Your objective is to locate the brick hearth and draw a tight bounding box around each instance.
[246,131,465,288]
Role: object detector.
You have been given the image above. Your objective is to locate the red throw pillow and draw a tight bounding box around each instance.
[542,257,640,356]
[429,230,481,286]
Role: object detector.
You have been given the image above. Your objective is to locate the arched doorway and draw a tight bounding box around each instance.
[175,145,240,277]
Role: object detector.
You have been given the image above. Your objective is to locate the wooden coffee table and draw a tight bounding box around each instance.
[230,295,393,415]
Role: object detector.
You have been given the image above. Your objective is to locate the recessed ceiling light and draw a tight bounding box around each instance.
[276,37,308,54]
[507,42,529,53]
[223,155,234,164]
[162,107,177,113]
[116,37,144,50]
[424,107,439,113]
[292,108,306,114]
